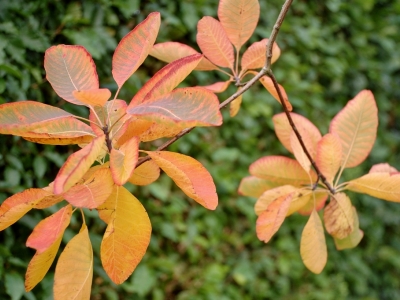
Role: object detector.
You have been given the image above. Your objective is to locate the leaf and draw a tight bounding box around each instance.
[54,224,93,300]
[138,123,184,142]
[202,80,232,93]
[329,90,378,168]
[290,131,313,173]
[25,205,72,291]
[315,133,343,184]
[196,16,235,69]
[369,163,398,174]
[249,156,316,186]
[129,54,203,108]
[110,137,139,186]
[230,90,242,117]
[241,39,281,71]
[334,206,364,250]
[258,76,292,111]
[150,42,218,71]
[128,87,223,127]
[114,117,153,146]
[254,185,298,216]
[146,151,218,210]
[287,191,312,216]
[0,189,52,231]
[346,172,400,202]
[238,176,280,198]
[72,88,111,107]
[64,168,114,208]
[218,0,260,51]
[323,193,354,239]
[256,194,292,243]
[54,134,106,194]
[273,112,322,154]
[99,186,151,284]
[34,183,64,209]
[112,12,160,88]
[128,160,160,186]
[44,45,99,105]
[300,210,327,274]
[298,191,328,216]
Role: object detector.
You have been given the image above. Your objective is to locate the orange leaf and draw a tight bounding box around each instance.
[25,205,72,291]
[72,88,111,107]
[249,156,316,186]
[0,189,52,231]
[202,80,232,93]
[300,209,327,274]
[241,39,281,71]
[334,206,364,250]
[298,191,328,215]
[255,185,298,216]
[99,186,151,284]
[54,224,93,300]
[329,90,378,168]
[54,134,106,194]
[256,194,292,243]
[258,75,292,111]
[128,87,222,127]
[346,172,400,202]
[238,176,280,198]
[315,133,343,184]
[150,42,218,71]
[290,131,313,173]
[369,163,398,174]
[197,16,235,69]
[128,160,160,186]
[218,0,260,51]
[287,191,312,216]
[110,137,139,186]
[272,112,322,154]
[146,151,218,210]
[44,45,99,105]
[34,184,64,209]
[138,123,184,142]
[230,90,242,117]
[323,193,354,239]
[112,12,160,88]
[115,117,153,146]
[129,54,203,108]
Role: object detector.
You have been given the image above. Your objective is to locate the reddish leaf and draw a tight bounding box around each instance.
[72,88,111,107]
[255,185,298,216]
[369,163,398,174]
[146,151,218,210]
[112,12,160,88]
[323,193,354,239]
[238,176,280,198]
[45,45,99,105]
[34,184,64,209]
[128,160,160,186]
[99,186,151,284]
[129,54,203,108]
[316,133,343,184]
[202,80,232,93]
[54,134,106,194]
[218,0,260,51]
[259,75,292,111]
[329,90,378,168]
[241,39,281,71]
[197,16,235,69]
[110,137,139,186]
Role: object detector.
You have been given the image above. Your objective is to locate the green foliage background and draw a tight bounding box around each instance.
[1,0,400,299]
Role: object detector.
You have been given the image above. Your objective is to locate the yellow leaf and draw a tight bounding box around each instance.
[99,186,151,284]
[298,191,328,216]
[54,224,93,300]
[72,88,111,107]
[110,136,139,185]
[290,131,313,173]
[315,133,343,184]
[238,176,280,198]
[254,185,298,216]
[334,206,364,250]
[128,160,160,186]
[300,210,327,274]
[323,193,354,239]
[230,91,242,117]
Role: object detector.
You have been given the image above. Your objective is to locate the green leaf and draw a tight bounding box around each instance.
[33,156,47,179]
[5,272,25,300]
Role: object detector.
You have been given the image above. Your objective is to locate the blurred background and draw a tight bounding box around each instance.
[0,0,400,299]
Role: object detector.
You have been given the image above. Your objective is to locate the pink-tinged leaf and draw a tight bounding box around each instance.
[64,168,114,208]
[110,137,139,186]
[54,134,106,194]
[316,133,343,184]
[115,117,153,146]
[323,193,354,239]
[112,12,161,88]
[369,163,398,174]
[25,205,72,291]
[249,156,316,186]
[72,88,111,107]
[150,42,218,71]
[128,160,160,186]
[238,176,280,198]
[218,0,260,51]
[259,75,292,111]
[298,191,328,216]
[255,185,298,216]
[241,39,281,71]
[54,224,93,300]
[290,131,313,173]
[273,112,322,154]
[129,54,203,108]
[346,172,400,202]
[34,184,64,209]
[230,89,242,117]
[0,189,52,231]
[197,16,235,69]
[146,151,218,210]
[334,206,364,250]
[128,87,222,127]
[45,45,99,105]
[202,80,232,93]
[329,90,378,168]
[256,194,292,243]
[99,186,151,284]
[300,209,327,274]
